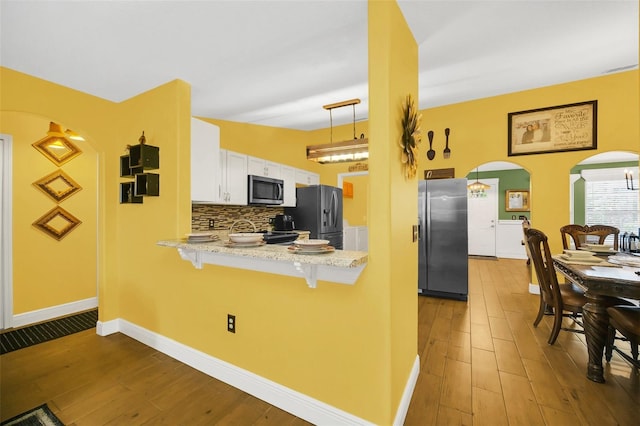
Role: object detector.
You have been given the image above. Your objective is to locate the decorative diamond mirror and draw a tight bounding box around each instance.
[32,122,82,166]
[33,170,82,202]
[32,206,82,241]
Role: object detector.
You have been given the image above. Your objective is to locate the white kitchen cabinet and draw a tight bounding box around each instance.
[191,117,220,203]
[219,149,248,205]
[280,165,296,207]
[295,169,319,186]
[247,156,281,179]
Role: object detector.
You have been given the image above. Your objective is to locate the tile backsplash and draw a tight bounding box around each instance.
[192,204,285,232]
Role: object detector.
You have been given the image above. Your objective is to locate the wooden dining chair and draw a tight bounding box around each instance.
[521,218,531,265]
[605,305,640,368]
[584,224,619,251]
[560,224,589,250]
[560,224,620,251]
[525,227,587,344]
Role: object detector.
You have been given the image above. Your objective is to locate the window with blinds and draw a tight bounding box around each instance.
[584,175,639,237]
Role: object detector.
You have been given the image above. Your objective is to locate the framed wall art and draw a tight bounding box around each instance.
[507,100,597,156]
[33,170,82,202]
[505,190,530,212]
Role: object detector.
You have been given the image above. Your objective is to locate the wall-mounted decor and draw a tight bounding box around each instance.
[32,205,82,240]
[424,168,455,180]
[508,100,597,157]
[506,190,530,212]
[33,170,82,202]
[443,128,451,159]
[32,122,83,166]
[348,162,368,172]
[119,131,160,204]
[400,94,422,178]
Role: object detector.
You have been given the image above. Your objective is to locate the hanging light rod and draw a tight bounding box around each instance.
[307,98,368,164]
[323,98,361,110]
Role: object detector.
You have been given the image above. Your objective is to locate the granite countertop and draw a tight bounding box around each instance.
[157,239,368,268]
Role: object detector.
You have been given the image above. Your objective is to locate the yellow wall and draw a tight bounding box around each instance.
[368,1,419,419]
[1,68,117,314]
[419,70,639,254]
[3,113,98,312]
[343,174,369,226]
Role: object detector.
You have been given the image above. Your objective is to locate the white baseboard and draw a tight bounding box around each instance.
[97,318,417,425]
[12,297,97,328]
[96,318,120,336]
[393,355,420,426]
[529,283,540,295]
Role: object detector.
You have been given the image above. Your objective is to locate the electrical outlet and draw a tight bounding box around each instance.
[208,219,215,229]
[227,314,236,333]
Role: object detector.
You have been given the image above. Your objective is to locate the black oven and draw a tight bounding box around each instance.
[248,175,284,205]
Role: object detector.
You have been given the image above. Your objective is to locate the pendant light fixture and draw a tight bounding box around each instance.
[468,167,490,197]
[32,122,83,166]
[65,128,85,141]
[306,98,368,164]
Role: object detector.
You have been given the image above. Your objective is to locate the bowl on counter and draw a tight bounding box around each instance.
[228,233,264,243]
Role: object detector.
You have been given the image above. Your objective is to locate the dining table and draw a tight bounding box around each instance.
[552,254,640,383]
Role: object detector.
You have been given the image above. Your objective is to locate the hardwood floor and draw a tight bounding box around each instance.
[1,258,638,425]
[405,258,639,426]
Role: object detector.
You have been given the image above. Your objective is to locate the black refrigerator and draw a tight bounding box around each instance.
[418,178,468,300]
[285,184,343,249]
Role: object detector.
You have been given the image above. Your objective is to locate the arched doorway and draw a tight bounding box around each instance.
[467,161,530,259]
[569,151,638,234]
[1,114,98,329]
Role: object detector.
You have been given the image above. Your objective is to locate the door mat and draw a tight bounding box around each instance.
[0,309,97,355]
[0,403,64,426]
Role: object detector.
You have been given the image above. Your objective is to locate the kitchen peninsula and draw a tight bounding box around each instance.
[157,239,368,288]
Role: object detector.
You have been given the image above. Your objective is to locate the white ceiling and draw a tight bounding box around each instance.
[1,0,638,131]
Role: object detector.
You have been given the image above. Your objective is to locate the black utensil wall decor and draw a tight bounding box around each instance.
[427,130,435,160]
[443,128,451,159]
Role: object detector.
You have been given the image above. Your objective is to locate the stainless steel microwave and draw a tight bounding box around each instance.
[247,175,284,205]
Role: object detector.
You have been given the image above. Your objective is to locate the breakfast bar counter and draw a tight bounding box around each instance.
[157,239,368,288]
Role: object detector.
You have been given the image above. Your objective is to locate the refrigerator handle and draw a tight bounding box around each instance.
[426,192,432,257]
[330,190,338,227]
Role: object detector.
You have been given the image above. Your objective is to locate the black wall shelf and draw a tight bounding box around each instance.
[120,182,143,204]
[134,173,160,196]
[120,138,160,204]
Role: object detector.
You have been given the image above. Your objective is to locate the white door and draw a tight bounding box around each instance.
[468,178,499,256]
[1,135,13,329]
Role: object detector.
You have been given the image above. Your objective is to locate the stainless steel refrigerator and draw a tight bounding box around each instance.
[418,178,468,300]
[285,184,343,249]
